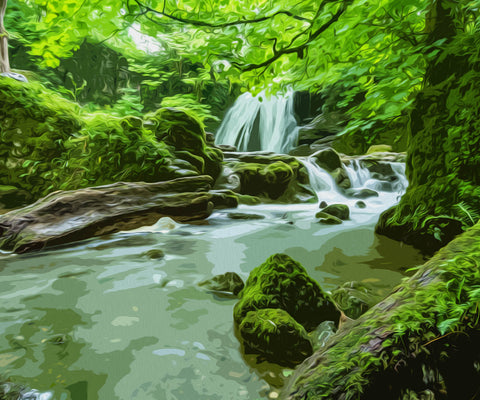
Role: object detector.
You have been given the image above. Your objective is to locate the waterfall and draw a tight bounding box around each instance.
[215,90,299,154]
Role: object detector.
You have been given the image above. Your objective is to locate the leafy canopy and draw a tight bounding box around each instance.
[7,0,480,138]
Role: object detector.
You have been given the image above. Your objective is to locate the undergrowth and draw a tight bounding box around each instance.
[0,78,181,201]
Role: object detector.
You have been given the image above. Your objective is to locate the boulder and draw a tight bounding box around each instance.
[311,148,342,172]
[148,107,223,180]
[234,254,339,331]
[199,272,245,296]
[209,189,239,209]
[315,212,343,225]
[345,188,379,199]
[355,201,367,209]
[331,167,351,190]
[238,308,313,366]
[320,204,350,220]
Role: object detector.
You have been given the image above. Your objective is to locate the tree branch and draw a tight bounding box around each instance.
[240,2,349,72]
[130,0,312,27]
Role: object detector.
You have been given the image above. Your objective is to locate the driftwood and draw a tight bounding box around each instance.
[0,176,214,253]
[281,223,480,400]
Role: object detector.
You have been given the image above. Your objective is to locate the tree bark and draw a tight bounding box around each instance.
[282,222,480,399]
[0,0,10,73]
[0,176,214,253]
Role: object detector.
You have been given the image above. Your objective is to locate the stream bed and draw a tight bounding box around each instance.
[0,161,424,400]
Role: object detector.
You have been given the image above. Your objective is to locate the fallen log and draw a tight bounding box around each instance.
[282,223,480,399]
[0,176,214,253]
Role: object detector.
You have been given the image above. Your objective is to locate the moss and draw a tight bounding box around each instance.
[318,204,350,220]
[238,308,313,366]
[231,160,309,201]
[376,55,480,253]
[234,254,339,331]
[284,222,480,400]
[147,107,223,180]
[0,79,223,206]
[331,281,381,319]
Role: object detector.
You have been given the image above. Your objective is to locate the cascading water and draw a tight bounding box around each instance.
[300,156,408,208]
[344,159,372,188]
[215,90,299,154]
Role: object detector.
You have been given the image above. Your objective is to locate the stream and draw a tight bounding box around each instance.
[0,157,424,400]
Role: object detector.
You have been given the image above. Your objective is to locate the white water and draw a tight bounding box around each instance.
[301,157,408,209]
[215,90,299,153]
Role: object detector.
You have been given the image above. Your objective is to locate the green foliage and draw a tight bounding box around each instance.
[160,94,219,124]
[0,78,175,201]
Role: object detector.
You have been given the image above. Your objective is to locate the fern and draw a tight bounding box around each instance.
[453,202,480,226]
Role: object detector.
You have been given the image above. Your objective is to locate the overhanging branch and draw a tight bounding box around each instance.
[131,0,312,27]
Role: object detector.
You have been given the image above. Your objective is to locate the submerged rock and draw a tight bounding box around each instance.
[227,212,265,220]
[238,309,313,366]
[143,249,165,259]
[199,272,245,296]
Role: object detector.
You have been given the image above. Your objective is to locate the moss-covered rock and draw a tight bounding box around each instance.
[238,308,313,366]
[319,204,350,220]
[234,254,339,331]
[315,211,343,225]
[148,107,223,180]
[311,148,342,172]
[0,80,223,203]
[230,160,309,201]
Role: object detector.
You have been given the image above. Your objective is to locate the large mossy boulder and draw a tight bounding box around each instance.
[234,254,339,331]
[221,159,311,202]
[238,309,313,366]
[148,107,223,180]
[234,254,340,366]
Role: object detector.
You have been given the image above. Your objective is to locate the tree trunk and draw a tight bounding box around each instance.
[375,0,478,254]
[0,176,215,253]
[0,0,9,73]
[282,221,480,399]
